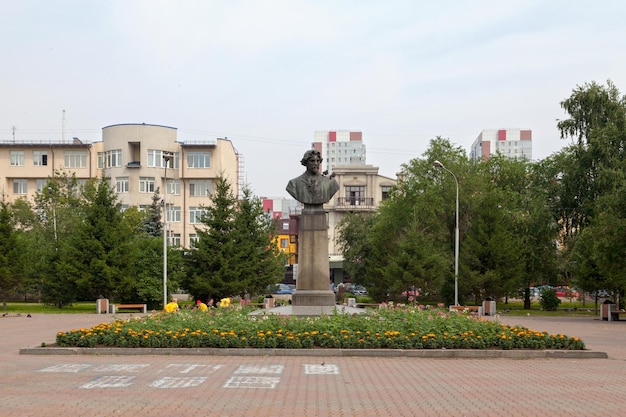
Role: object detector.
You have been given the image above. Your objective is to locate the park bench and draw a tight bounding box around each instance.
[356,303,380,308]
[110,303,147,314]
[449,305,483,315]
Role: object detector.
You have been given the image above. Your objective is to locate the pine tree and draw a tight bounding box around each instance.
[0,200,23,310]
[140,189,164,237]
[70,175,135,300]
[184,177,284,301]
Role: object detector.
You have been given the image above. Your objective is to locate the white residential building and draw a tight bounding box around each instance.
[470,129,532,161]
[312,130,366,174]
[0,123,241,248]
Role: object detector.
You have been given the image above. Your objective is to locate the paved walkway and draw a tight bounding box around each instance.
[1,312,625,417]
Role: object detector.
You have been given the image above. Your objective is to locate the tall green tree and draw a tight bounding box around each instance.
[231,186,285,296]
[556,80,626,301]
[0,199,24,310]
[184,177,284,301]
[31,173,83,307]
[69,175,135,301]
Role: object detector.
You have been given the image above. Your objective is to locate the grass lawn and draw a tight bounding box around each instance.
[2,302,97,314]
[496,299,601,317]
[2,298,606,317]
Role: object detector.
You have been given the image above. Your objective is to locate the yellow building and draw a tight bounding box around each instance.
[0,123,241,248]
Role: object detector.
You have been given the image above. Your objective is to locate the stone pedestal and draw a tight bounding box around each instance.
[291,207,336,309]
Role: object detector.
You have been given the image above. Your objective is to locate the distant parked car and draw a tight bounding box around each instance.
[344,284,368,295]
[554,287,579,298]
[268,284,293,295]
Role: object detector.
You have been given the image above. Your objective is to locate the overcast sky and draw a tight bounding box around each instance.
[2,0,626,197]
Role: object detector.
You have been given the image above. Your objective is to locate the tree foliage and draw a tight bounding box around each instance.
[183,177,284,301]
[0,199,24,310]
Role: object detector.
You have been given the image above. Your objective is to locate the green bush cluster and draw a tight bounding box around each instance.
[56,306,585,350]
[540,289,562,311]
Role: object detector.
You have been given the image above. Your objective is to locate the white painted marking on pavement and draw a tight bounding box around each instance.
[38,364,92,373]
[80,376,135,389]
[223,376,281,389]
[304,364,340,374]
[94,364,150,372]
[234,365,284,374]
[160,363,224,374]
[150,377,208,388]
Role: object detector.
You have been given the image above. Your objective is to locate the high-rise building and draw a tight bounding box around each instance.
[470,129,532,161]
[311,130,366,174]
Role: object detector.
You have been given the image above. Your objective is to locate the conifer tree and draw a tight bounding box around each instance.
[184,176,284,301]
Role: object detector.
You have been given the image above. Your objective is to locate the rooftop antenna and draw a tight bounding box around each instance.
[62,109,66,143]
[12,126,16,142]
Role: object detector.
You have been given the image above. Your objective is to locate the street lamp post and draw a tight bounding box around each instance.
[163,151,174,309]
[433,160,459,306]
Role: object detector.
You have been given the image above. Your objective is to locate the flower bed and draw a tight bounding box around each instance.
[55,306,585,350]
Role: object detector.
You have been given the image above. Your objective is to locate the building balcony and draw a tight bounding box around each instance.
[335,197,374,210]
[126,161,141,168]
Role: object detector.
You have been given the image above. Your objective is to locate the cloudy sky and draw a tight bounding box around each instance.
[2,0,626,197]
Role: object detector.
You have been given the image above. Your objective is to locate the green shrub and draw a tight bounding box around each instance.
[357,295,374,304]
[540,289,561,311]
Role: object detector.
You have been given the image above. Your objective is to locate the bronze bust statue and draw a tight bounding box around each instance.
[286,150,339,205]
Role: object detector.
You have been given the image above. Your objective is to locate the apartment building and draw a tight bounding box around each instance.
[470,128,532,161]
[311,130,366,174]
[0,123,240,248]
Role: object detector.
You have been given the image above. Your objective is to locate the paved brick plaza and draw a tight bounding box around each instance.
[1,312,625,417]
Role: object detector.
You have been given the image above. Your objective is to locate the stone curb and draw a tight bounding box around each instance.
[19,346,608,359]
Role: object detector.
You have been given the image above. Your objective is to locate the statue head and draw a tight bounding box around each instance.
[300,150,322,175]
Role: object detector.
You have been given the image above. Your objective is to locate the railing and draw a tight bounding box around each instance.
[336,197,374,208]
[178,139,217,146]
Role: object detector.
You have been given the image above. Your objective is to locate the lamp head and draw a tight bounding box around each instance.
[433,160,444,168]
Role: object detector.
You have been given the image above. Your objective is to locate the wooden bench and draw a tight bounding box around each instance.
[449,305,482,315]
[111,303,147,313]
[356,303,380,308]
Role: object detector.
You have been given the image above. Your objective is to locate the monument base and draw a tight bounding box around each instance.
[292,289,335,307]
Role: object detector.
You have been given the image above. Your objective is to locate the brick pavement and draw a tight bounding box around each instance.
[1,312,625,417]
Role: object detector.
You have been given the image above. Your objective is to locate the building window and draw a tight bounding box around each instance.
[13,179,28,194]
[64,151,87,168]
[166,179,181,195]
[381,185,392,200]
[36,179,47,192]
[189,206,206,224]
[282,222,289,231]
[97,152,105,169]
[148,150,179,168]
[10,151,25,166]
[189,234,199,246]
[345,186,365,205]
[103,149,122,168]
[189,179,212,196]
[167,206,181,223]
[33,151,48,166]
[116,177,129,193]
[139,177,155,193]
[187,152,211,168]
[169,233,181,247]
[280,238,289,249]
